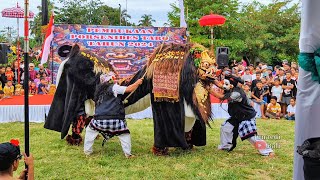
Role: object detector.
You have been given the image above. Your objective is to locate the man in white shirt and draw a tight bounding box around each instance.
[285,97,296,120]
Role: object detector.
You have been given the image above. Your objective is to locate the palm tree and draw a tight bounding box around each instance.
[138,14,156,27]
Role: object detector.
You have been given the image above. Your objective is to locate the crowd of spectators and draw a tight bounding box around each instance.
[0,60,53,99]
[231,59,297,120]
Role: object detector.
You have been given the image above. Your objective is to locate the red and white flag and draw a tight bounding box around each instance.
[40,13,54,64]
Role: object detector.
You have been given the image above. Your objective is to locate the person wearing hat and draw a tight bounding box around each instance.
[29,63,37,82]
[84,73,143,158]
[0,139,34,180]
[206,73,274,156]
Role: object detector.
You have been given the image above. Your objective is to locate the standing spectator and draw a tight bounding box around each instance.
[273,65,280,77]
[251,80,267,119]
[248,64,254,74]
[265,96,282,119]
[271,78,283,104]
[283,62,291,72]
[29,63,37,81]
[261,77,270,103]
[0,66,7,88]
[12,60,24,85]
[251,71,261,91]
[281,71,295,115]
[242,68,252,84]
[285,97,296,120]
[3,80,14,97]
[277,67,286,83]
[5,66,14,82]
[243,84,254,107]
[291,62,298,69]
[38,64,51,77]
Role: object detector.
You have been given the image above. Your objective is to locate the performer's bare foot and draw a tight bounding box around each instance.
[152,146,169,156]
[126,154,135,159]
[268,152,275,158]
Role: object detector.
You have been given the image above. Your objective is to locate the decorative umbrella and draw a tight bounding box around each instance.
[1,2,34,83]
[199,13,226,52]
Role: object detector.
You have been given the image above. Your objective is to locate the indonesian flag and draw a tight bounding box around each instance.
[40,14,54,64]
[179,0,187,28]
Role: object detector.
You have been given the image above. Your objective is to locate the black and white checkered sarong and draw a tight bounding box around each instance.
[238,118,257,140]
[89,119,130,136]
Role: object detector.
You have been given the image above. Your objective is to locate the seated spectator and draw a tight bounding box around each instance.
[3,81,14,97]
[0,140,34,180]
[29,81,38,95]
[0,66,7,89]
[0,90,4,100]
[34,73,41,87]
[41,72,51,83]
[5,66,14,82]
[29,63,37,81]
[251,80,267,119]
[265,96,282,119]
[271,78,282,103]
[243,84,254,107]
[38,78,49,95]
[285,97,296,120]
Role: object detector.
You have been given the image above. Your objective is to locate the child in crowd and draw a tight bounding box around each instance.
[34,73,41,87]
[281,71,295,115]
[261,77,270,103]
[251,80,267,118]
[5,66,14,81]
[243,84,254,107]
[42,72,51,83]
[271,78,283,104]
[0,140,34,180]
[285,97,296,120]
[3,81,14,97]
[29,81,38,95]
[38,78,48,95]
[84,73,143,158]
[251,71,261,91]
[265,96,282,119]
[0,90,4,100]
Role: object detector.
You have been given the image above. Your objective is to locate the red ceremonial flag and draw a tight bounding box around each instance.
[40,13,54,64]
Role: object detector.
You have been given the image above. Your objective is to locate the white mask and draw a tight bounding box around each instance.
[223,79,232,90]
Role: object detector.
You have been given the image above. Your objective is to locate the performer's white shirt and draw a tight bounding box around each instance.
[112,84,127,97]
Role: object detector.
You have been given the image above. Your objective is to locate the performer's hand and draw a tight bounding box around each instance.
[23,153,34,167]
[136,79,143,85]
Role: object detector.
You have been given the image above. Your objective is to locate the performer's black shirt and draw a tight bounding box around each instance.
[225,87,257,121]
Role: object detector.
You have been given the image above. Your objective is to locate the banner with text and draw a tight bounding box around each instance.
[51,25,187,83]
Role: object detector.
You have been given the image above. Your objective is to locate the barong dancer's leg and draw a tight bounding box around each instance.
[84,125,99,155]
[118,133,132,157]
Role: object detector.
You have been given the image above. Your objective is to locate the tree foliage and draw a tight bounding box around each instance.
[168,0,300,64]
[138,14,156,27]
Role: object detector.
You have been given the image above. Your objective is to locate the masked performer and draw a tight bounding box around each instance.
[84,73,143,158]
[207,72,274,156]
[44,45,115,145]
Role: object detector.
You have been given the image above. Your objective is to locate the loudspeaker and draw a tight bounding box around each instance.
[0,44,8,64]
[216,47,229,69]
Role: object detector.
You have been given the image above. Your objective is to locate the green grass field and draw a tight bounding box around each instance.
[0,119,295,180]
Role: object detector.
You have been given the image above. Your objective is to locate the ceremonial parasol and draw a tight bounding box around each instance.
[1,2,34,83]
[199,13,226,52]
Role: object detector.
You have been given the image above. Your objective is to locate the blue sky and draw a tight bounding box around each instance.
[0,0,299,36]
